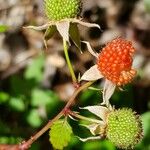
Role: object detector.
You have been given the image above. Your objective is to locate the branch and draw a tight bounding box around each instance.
[18,81,94,150]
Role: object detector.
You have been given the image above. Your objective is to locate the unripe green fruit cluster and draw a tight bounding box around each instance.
[106,109,143,149]
[44,0,81,21]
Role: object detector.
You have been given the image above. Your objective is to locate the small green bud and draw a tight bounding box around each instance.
[106,108,143,149]
[44,0,82,21]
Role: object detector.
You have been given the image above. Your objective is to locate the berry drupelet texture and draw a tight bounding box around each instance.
[97,38,136,86]
[44,0,81,21]
[106,109,143,149]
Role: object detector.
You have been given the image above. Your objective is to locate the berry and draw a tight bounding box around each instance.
[97,38,136,86]
[106,109,143,149]
[44,0,82,21]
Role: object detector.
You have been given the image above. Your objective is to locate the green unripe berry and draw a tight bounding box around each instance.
[44,0,82,21]
[106,109,143,149]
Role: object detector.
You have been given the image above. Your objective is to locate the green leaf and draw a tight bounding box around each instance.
[0,136,22,144]
[136,111,150,149]
[31,88,59,107]
[26,109,43,128]
[0,25,8,33]
[11,75,35,95]
[144,0,150,13]
[9,97,25,112]
[141,111,150,136]
[24,55,45,82]
[50,120,73,150]
[69,23,82,52]
[0,92,9,103]
[44,25,57,41]
[82,140,116,150]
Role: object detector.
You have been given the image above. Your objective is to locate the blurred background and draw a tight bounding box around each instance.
[0,0,150,149]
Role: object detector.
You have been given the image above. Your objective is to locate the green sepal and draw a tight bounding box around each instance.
[49,119,73,150]
[69,23,82,53]
[44,25,57,41]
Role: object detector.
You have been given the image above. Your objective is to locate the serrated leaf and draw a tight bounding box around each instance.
[69,23,81,52]
[0,25,8,33]
[50,120,73,150]
[44,25,57,41]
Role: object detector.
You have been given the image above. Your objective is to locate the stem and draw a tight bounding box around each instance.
[63,39,77,83]
[69,111,101,124]
[20,81,95,150]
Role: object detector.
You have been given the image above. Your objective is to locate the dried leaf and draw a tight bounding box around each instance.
[81,65,103,81]
[69,23,82,53]
[77,136,101,142]
[102,79,116,106]
[56,21,70,42]
[82,41,98,57]
[81,124,102,135]
[72,18,101,29]
[81,105,109,122]
[24,23,50,31]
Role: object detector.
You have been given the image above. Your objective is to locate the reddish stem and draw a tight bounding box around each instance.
[19,81,94,150]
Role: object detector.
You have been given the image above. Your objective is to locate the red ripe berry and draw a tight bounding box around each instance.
[97,38,136,86]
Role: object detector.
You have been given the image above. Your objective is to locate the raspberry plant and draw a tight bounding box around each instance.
[6,0,144,149]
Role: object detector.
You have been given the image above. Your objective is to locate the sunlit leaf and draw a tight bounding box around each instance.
[31,88,59,107]
[0,92,9,103]
[9,97,25,112]
[0,25,8,33]
[24,55,45,82]
[50,120,73,150]
[26,109,43,128]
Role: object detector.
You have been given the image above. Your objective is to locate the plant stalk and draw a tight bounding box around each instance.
[63,39,77,83]
[20,81,95,149]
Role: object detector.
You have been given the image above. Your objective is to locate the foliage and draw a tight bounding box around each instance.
[0,0,149,149]
[0,25,8,33]
[49,120,73,150]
